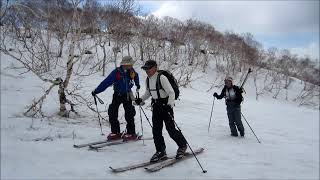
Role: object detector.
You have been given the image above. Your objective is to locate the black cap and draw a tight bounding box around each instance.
[141,60,157,70]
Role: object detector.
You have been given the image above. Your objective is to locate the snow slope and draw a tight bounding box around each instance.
[1,53,319,179]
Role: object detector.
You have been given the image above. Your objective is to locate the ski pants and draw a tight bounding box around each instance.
[151,98,187,152]
[108,92,136,134]
[226,101,245,136]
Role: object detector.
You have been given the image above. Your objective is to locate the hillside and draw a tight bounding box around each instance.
[1,52,319,179]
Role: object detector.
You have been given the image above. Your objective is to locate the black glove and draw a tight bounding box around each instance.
[135,98,142,105]
[213,92,218,97]
[240,87,244,93]
[91,90,97,97]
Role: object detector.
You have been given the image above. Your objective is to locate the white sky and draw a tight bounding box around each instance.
[139,1,319,60]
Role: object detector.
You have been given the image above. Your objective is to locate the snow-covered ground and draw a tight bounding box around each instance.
[1,53,319,179]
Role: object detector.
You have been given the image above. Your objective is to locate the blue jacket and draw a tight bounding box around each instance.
[94,66,140,95]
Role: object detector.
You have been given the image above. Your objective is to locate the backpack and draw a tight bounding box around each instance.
[147,70,180,100]
[115,67,135,81]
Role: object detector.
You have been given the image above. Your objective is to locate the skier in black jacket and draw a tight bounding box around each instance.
[213,77,245,137]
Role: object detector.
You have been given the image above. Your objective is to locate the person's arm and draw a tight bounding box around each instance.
[140,78,151,101]
[237,86,244,94]
[160,75,175,107]
[234,85,244,102]
[133,69,140,90]
[93,70,116,94]
[215,86,226,99]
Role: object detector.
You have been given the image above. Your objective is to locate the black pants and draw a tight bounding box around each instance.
[108,93,136,134]
[152,101,187,152]
[226,101,244,135]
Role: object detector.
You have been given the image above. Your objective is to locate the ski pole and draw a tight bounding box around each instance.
[241,112,261,143]
[240,68,252,89]
[96,95,104,104]
[207,97,215,133]
[168,112,207,173]
[139,106,153,128]
[93,95,104,135]
[137,92,144,145]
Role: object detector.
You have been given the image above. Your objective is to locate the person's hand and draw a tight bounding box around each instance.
[91,90,96,97]
[167,101,174,108]
[213,92,218,97]
[135,98,142,105]
[240,87,244,93]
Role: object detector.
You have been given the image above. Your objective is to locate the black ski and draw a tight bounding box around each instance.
[89,136,152,150]
[145,148,204,172]
[73,140,110,148]
[109,156,175,173]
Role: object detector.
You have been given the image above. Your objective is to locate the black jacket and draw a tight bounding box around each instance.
[216,85,243,105]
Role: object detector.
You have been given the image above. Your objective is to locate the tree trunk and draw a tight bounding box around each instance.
[127,43,130,56]
[58,84,68,117]
[140,42,144,61]
[133,45,137,57]
[46,30,51,71]
[163,46,166,61]
[58,19,80,117]
[58,40,64,57]
[102,45,106,76]
[114,52,118,68]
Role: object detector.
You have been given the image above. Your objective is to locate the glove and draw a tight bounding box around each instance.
[213,92,218,97]
[135,98,142,105]
[167,101,174,108]
[91,90,97,97]
[240,87,244,93]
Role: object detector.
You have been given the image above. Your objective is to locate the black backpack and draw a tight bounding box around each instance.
[147,70,180,100]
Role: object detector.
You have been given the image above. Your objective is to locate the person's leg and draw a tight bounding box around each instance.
[123,99,136,135]
[163,105,187,148]
[163,105,187,159]
[152,104,166,152]
[234,107,245,136]
[150,103,167,162]
[108,94,121,134]
[227,106,238,136]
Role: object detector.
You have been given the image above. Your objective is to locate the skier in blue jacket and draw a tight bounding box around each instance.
[92,56,140,141]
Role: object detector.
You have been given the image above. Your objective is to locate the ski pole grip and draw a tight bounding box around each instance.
[96,95,104,104]
[93,96,97,105]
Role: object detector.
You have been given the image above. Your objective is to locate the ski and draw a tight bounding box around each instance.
[88,136,152,150]
[73,140,110,148]
[109,156,175,173]
[145,148,204,172]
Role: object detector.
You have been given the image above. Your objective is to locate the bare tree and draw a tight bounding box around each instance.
[47,1,72,57]
[1,0,100,117]
[294,83,319,108]
[0,0,10,26]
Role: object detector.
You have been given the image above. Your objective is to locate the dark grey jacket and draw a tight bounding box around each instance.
[215,85,244,105]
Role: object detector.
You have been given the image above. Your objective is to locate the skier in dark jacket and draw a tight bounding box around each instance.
[213,77,245,137]
[92,56,140,141]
